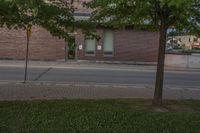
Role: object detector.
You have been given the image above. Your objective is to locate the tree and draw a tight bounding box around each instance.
[86,0,200,106]
[0,0,77,82]
[0,0,76,40]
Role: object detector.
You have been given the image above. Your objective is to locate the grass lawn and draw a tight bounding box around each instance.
[0,99,200,133]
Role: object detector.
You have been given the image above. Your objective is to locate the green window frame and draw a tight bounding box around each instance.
[85,36,96,55]
[103,31,114,56]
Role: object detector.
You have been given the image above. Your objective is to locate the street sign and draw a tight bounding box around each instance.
[79,45,83,50]
[97,45,102,50]
[26,26,32,38]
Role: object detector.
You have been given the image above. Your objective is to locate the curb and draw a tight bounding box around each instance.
[1,59,200,74]
[0,80,199,91]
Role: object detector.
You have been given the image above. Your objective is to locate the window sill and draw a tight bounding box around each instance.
[103,54,114,57]
[85,54,95,57]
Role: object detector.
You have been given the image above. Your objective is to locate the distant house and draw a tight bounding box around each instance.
[0,0,159,63]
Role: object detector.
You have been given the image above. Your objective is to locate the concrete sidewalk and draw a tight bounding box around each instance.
[0,82,199,101]
[0,60,156,69]
[0,60,200,72]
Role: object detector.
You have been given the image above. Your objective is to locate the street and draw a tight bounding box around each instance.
[0,66,200,87]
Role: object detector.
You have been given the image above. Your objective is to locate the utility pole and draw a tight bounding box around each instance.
[24,25,32,83]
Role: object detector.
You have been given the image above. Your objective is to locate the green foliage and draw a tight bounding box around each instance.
[86,0,200,106]
[0,0,75,40]
[87,0,200,35]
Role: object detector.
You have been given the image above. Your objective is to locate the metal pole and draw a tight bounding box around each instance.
[24,29,30,83]
[75,44,78,61]
[65,42,68,62]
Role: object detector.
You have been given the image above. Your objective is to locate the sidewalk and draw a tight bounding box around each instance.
[0,82,199,101]
[0,60,199,101]
[0,60,200,72]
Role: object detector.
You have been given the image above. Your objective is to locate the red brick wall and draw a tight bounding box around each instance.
[0,27,159,62]
[72,0,159,62]
[76,29,105,61]
[0,0,159,62]
[114,29,159,62]
[76,29,159,62]
[0,26,66,60]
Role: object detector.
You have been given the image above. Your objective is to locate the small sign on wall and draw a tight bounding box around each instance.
[79,45,83,50]
[97,45,102,50]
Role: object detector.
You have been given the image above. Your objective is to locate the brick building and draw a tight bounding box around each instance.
[0,0,159,62]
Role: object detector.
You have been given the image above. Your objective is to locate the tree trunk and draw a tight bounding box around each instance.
[153,17,167,106]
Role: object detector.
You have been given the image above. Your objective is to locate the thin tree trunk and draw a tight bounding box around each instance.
[153,17,167,106]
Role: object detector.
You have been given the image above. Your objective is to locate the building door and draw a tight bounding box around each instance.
[68,38,76,60]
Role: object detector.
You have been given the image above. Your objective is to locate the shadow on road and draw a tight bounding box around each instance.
[33,67,52,81]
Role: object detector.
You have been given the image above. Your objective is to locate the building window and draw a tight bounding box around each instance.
[103,31,114,56]
[85,36,96,55]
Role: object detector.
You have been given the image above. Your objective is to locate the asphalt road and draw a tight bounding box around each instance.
[0,66,200,87]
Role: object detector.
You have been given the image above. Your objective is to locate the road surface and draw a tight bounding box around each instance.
[0,66,200,87]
